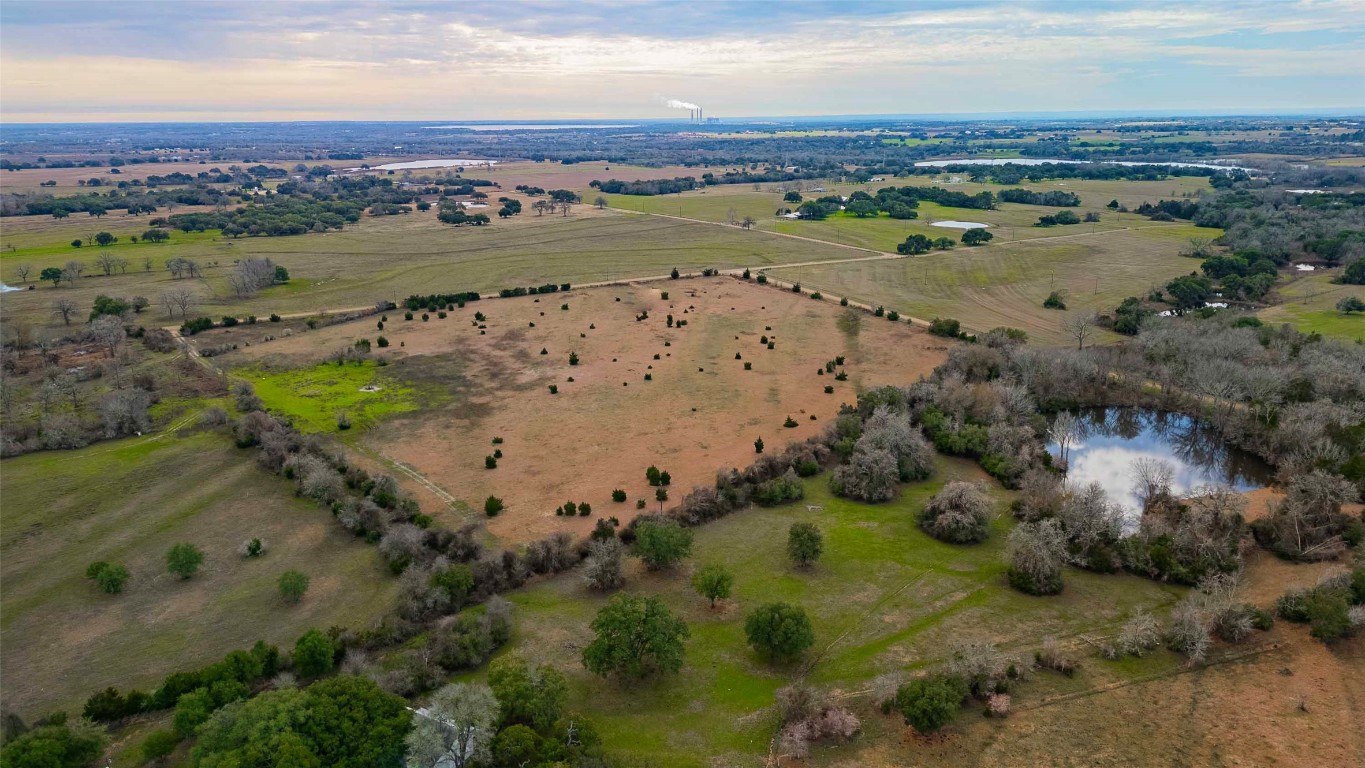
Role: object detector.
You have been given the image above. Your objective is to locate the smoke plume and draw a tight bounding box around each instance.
[665,99,700,111]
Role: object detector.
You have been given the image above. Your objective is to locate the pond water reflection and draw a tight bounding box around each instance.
[1048,408,1272,522]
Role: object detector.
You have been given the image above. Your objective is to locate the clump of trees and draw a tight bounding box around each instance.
[1252,471,1361,561]
[829,404,934,502]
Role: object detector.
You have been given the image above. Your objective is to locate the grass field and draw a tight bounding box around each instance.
[444,465,1365,767]
[457,463,1192,767]
[601,175,1214,239]
[758,228,1202,345]
[0,429,399,716]
[1258,269,1365,342]
[240,359,423,432]
[211,278,950,544]
[1,207,876,331]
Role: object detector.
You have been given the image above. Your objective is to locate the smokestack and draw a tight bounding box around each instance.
[699,107,703,124]
[665,98,701,122]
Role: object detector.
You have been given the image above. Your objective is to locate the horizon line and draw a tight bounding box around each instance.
[3,107,1364,127]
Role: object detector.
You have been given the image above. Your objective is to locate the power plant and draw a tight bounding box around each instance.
[665,98,716,124]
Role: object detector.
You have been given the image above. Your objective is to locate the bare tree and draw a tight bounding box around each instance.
[726,207,738,225]
[51,298,77,325]
[62,260,86,285]
[741,216,756,230]
[160,286,198,319]
[593,196,607,210]
[582,539,625,591]
[1062,313,1097,350]
[98,387,151,437]
[95,251,118,276]
[1186,237,1213,258]
[40,371,81,412]
[557,200,572,217]
[1130,457,1175,511]
[142,256,154,272]
[228,257,276,298]
[88,315,125,359]
[14,263,32,284]
[1006,518,1067,594]
[1047,410,1079,466]
[114,257,130,274]
[165,257,201,279]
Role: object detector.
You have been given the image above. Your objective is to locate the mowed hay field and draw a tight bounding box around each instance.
[1,206,872,329]
[764,227,1205,345]
[0,429,399,716]
[465,470,1364,767]
[210,277,950,543]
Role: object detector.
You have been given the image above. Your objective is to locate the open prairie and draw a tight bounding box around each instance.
[1,206,875,330]
[208,277,949,543]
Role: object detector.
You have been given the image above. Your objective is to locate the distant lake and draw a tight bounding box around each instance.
[358,159,498,171]
[1048,408,1272,525]
[915,158,1256,172]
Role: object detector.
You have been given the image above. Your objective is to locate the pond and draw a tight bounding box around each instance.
[1047,408,1272,524]
[931,220,989,229]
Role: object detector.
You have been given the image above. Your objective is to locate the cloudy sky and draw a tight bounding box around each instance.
[2,0,1362,122]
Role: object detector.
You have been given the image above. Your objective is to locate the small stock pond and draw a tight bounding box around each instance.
[1047,408,1272,521]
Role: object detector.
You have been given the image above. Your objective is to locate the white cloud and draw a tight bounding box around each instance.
[1,0,1360,120]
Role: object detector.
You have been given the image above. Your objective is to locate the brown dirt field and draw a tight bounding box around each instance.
[223,277,949,544]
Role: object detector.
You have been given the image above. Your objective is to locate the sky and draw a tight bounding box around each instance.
[1,0,1362,123]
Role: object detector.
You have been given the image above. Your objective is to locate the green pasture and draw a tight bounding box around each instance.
[0,429,398,716]
[240,359,422,433]
[476,462,1183,767]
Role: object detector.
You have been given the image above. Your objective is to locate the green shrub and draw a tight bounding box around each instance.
[142,729,179,760]
[928,317,961,337]
[744,602,814,661]
[85,561,130,594]
[485,496,504,517]
[892,675,968,733]
[1307,590,1353,642]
